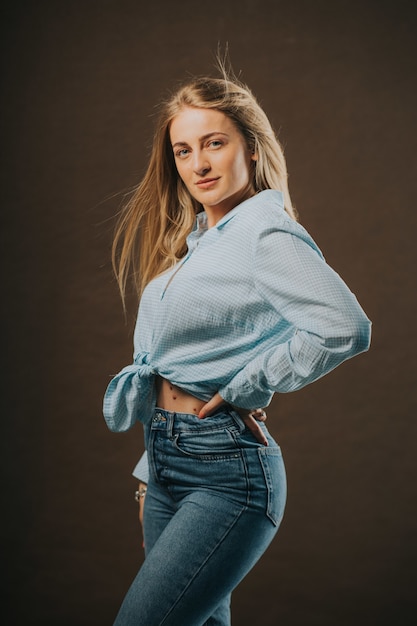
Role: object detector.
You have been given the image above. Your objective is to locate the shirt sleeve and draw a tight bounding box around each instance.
[132,451,149,483]
[219,226,371,408]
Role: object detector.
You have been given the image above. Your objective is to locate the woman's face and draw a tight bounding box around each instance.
[170,107,256,225]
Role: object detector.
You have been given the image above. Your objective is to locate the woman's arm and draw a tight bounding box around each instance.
[219,228,371,408]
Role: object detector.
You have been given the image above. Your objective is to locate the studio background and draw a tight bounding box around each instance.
[1,1,416,624]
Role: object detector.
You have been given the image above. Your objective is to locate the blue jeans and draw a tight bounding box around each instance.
[113,408,287,626]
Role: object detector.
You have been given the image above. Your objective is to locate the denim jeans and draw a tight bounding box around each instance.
[113,408,287,626]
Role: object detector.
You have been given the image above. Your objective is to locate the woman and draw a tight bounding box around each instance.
[103,67,371,625]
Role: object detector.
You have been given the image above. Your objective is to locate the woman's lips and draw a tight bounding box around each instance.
[196,177,220,189]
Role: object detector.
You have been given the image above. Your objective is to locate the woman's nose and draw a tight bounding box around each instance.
[193,152,211,176]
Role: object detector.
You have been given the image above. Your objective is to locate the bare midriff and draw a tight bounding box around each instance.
[156,376,206,415]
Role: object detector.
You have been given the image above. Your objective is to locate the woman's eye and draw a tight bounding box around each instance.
[175,148,190,158]
[208,140,222,149]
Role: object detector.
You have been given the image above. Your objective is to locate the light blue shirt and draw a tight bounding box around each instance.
[104,190,371,460]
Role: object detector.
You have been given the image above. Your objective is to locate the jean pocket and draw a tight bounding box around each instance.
[257,446,287,526]
[172,426,241,459]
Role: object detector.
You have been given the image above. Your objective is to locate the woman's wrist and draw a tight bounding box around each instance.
[135,482,147,502]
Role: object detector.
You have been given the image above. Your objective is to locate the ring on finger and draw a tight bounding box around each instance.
[248,408,267,421]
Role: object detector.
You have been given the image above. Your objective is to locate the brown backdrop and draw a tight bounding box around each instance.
[1,1,416,624]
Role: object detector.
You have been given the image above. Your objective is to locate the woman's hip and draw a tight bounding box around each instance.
[146,407,287,527]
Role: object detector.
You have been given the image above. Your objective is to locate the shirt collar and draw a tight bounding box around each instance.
[186,190,284,251]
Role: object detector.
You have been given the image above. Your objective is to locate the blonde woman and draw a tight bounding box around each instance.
[104,67,371,626]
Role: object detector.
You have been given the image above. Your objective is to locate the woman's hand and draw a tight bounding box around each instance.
[135,481,147,527]
[198,393,268,446]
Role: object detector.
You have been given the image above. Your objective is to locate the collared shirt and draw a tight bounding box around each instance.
[103,190,371,436]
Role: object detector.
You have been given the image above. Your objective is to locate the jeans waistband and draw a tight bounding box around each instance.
[150,407,245,436]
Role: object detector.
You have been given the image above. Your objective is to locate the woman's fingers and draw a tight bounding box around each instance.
[199,396,269,446]
[242,413,269,446]
[198,393,225,418]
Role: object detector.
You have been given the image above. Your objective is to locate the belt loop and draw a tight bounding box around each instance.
[230,408,245,433]
[167,411,174,438]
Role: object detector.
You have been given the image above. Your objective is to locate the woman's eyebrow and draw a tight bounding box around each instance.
[172,132,228,149]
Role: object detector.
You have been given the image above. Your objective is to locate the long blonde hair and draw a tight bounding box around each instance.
[113,66,296,306]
